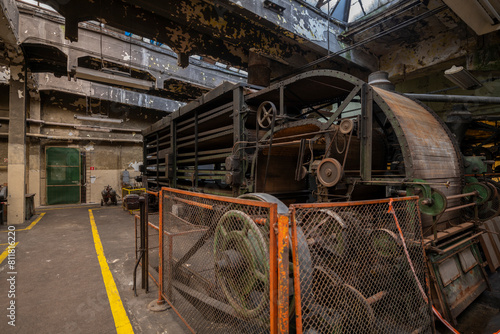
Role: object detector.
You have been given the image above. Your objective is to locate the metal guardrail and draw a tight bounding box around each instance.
[139,190,432,333]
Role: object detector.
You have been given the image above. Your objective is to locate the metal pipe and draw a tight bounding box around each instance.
[27,133,141,143]
[27,119,142,133]
[405,93,500,104]
[144,194,149,293]
[133,250,144,297]
[444,202,476,213]
[446,191,478,200]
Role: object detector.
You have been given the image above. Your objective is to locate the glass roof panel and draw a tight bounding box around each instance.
[300,0,404,23]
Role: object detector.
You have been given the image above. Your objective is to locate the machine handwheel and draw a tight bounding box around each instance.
[214,210,269,319]
[257,101,277,129]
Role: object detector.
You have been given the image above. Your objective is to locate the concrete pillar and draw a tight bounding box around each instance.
[8,66,26,224]
[247,52,271,87]
[28,97,41,208]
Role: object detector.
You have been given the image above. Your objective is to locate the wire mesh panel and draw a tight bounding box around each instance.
[160,188,277,334]
[290,197,432,334]
[148,214,160,282]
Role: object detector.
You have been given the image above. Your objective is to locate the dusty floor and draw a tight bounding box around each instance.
[0,205,188,333]
[0,205,498,333]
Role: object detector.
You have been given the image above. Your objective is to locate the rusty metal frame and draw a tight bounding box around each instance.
[277,215,289,332]
[156,186,283,334]
[290,206,303,334]
[290,196,418,209]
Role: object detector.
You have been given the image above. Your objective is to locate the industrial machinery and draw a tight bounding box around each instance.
[142,70,496,329]
[101,185,118,206]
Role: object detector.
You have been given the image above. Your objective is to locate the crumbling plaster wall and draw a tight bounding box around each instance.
[34,90,164,206]
[0,85,9,185]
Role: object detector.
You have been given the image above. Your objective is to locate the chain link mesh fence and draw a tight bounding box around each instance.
[147,213,160,284]
[161,188,276,333]
[290,197,433,334]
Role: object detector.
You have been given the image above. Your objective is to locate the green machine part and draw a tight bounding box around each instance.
[463,182,491,205]
[463,156,488,175]
[407,179,447,216]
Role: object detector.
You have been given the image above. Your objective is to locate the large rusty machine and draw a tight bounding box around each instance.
[142,70,496,329]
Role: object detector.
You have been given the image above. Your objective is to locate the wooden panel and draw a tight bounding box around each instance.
[479,229,500,271]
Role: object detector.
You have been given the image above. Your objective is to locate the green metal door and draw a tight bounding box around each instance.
[46,147,81,205]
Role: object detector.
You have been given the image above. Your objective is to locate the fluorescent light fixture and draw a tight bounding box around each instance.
[74,126,112,133]
[444,65,483,90]
[74,66,154,90]
[75,115,124,124]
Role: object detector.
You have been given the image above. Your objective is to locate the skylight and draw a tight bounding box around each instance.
[300,0,404,23]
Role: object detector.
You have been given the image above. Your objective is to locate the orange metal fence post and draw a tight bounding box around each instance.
[270,205,278,334]
[290,207,303,334]
[277,214,289,333]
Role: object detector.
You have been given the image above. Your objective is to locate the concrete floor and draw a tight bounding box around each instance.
[0,205,498,333]
[0,206,188,334]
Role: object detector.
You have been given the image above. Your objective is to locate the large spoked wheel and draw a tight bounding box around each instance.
[214,210,269,319]
[237,193,314,323]
[257,101,277,129]
[304,209,348,257]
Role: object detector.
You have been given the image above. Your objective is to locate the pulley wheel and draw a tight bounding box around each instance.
[339,119,354,134]
[418,189,447,216]
[317,158,342,187]
[463,182,491,205]
[257,101,277,129]
[464,182,500,221]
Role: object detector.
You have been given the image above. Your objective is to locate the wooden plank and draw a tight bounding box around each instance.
[423,222,474,244]
[479,231,500,271]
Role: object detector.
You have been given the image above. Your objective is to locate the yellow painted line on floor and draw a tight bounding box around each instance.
[0,212,46,233]
[89,209,134,334]
[0,242,19,265]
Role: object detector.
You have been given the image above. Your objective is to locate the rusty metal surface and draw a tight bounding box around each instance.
[373,87,463,230]
[428,242,488,324]
[37,0,373,79]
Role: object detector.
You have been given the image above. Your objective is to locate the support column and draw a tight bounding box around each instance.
[8,65,27,224]
[28,97,41,208]
[247,52,271,87]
